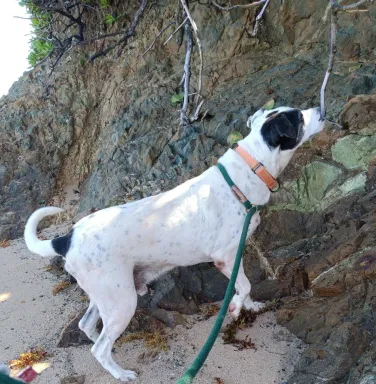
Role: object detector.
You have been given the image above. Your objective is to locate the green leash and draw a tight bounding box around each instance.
[0,372,24,383]
[177,164,263,384]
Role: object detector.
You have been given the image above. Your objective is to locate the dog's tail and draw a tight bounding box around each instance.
[24,207,65,257]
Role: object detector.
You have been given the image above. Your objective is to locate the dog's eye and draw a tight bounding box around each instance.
[300,112,305,125]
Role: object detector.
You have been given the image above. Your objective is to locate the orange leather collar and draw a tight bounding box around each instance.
[233,144,280,192]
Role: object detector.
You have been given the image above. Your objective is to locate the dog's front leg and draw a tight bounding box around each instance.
[214,257,264,319]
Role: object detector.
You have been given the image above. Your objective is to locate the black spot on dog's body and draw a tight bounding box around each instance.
[52,230,74,257]
[261,109,304,150]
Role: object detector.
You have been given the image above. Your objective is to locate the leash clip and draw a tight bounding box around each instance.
[231,185,248,204]
[269,180,280,193]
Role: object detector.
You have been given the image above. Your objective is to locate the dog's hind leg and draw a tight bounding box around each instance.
[90,269,137,382]
[79,300,100,342]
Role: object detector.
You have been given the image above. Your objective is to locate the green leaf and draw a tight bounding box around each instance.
[170,93,184,105]
[262,99,275,110]
[105,13,117,25]
[100,0,110,9]
[227,132,243,147]
[27,38,53,67]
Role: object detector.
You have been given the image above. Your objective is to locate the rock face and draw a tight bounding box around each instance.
[1,1,376,382]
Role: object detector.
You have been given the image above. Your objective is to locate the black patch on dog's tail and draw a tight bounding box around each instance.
[52,230,74,257]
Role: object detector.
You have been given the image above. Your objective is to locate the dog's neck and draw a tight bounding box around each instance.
[218,138,295,206]
[239,137,295,178]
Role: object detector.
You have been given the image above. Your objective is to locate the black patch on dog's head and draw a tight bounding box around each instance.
[52,230,73,257]
[261,109,304,150]
[265,111,279,118]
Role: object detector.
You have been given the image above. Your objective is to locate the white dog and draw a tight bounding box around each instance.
[24,106,324,382]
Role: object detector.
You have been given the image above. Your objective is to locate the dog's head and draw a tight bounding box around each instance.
[243,106,324,176]
[247,106,324,150]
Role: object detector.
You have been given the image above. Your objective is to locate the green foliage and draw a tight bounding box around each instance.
[171,93,184,105]
[262,99,275,110]
[28,39,53,67]
[99,0,110,9]
[105,13,117,25]
[227,131,243,147]
[19,1,53,66]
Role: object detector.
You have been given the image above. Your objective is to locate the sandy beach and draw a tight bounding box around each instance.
[0,225,305,384]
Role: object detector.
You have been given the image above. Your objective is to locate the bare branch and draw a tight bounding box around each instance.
[13,16,33,20]
[189,100,205,123]
[90,0,149,62]
[336,0,374,10]
[141,21,176,57]
[320,0,374,125]
[163,17,188,45]
[320,1,338,121]
[82,32,127,45]
[252,0,271,36]
[211,0,267,11]
[34,49,55,67]
[180,0,203,105]
[180,22,193,126]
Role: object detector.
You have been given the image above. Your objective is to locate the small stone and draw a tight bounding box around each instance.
[57,309,91,348]
[60,375,86,384]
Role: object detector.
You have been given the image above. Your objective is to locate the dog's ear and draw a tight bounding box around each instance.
[261,110,303,150]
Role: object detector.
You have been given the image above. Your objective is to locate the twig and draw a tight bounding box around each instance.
[35,49,55,67]
[189,99,205,122]
[163,17,188,45]
[90,0,148,61]
[180,0,203,106]
[141,21,176,56]
[211,0,267,11]
[320,0,338,121]
[81,31,127,45]
[13,16,33,20]
[180,21,193,126]
[320,0,372,124]
[180,73,186,86]
[252,0,271,36]
[336,0,373,10]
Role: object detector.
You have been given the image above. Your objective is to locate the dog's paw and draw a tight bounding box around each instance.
[228,300,241,319]
[118,370,137,382]
[244,297,265,312]
[136,284,148,296]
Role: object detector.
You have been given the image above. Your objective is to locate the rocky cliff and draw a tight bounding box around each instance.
[1,1,375,382]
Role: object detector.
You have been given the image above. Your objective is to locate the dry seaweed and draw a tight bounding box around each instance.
[200,304,219,320]
[222,309,257,350]
[9,348,47,370]
[52,280,71,295]
[0,239,10,248]
[117,331,168,351]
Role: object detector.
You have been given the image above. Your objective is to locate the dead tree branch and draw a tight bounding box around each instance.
[252,0,271,36]
[320,0,373,125]
[211,0,267,11]
[163,17,188,45]
[180,21,193,126]
[320,0,338,121]
[141,21,176,56]
[190,99,205,123]
[336,0,374,10]
[180,0,203,106]
[90,0,149,61]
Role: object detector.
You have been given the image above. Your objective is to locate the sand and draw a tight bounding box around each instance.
[0,225,305,384]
